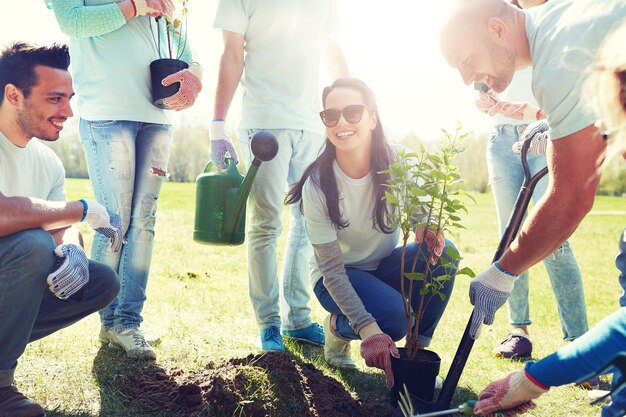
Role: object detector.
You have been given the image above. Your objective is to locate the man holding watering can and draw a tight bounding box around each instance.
[210,0,349,352]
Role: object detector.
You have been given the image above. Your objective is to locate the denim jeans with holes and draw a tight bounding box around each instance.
[486,124,588,340]
[0,229,119,387]
[80,119,172,331]
[314,241,457,347]
[238,128,324,331]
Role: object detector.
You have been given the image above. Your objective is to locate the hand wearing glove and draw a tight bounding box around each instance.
[130,0,174,18]
[512,121,549,155]
[162,63,203,111]
[81,199,125,252]
[468,262,518,339]
[210,120,239,169]
[415,224,445,265]
[474,369,549,417]
[359,323,400,388]
[47,244,90,300]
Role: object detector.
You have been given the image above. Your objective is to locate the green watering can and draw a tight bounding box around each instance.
[193,130,279,246]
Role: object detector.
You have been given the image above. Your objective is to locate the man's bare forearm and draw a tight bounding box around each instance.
[498,125,605,274]
[0,193,83,237]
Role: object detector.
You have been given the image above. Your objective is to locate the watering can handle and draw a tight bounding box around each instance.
[203,158,238,173]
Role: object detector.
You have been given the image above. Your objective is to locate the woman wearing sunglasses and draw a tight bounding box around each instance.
[286,78,457,387]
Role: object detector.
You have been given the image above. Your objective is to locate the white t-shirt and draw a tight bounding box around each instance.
[303,159,401,287]
[0,132,66,201]
[213,0,340,133]
[525,0,626,139]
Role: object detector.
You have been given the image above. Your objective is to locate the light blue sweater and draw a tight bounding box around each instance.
[51,0,194,124]
[526,307,626,417]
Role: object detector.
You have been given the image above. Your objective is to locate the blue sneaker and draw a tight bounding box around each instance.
[260,325,284,352]
[281,322,325,347]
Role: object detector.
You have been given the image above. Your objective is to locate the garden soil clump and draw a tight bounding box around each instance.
[117,352,389,417]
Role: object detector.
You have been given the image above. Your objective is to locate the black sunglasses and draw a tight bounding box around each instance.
[319,104,370,127]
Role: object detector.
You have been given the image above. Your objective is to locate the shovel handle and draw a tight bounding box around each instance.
[437,140,548,410]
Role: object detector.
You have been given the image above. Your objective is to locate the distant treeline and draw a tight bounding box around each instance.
[46,122,625,196]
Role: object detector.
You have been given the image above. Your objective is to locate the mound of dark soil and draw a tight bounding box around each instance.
[117,352,391,417]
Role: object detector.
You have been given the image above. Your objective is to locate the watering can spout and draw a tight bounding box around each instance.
[193,131,279,246]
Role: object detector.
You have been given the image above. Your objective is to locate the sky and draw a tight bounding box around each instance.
[2,1,492,140]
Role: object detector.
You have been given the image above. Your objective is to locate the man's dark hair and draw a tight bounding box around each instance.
[0,42,70,104]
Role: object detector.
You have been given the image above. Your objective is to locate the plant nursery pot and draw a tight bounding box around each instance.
[150,58,188,109]
[389,348,441,411]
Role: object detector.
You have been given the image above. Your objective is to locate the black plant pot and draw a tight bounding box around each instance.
[389,348,441,412]
[150,58,188,109]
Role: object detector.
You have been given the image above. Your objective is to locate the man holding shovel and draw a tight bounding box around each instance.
[440,0,626,415]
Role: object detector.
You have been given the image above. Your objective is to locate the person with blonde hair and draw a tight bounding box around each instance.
[473,22,626,417]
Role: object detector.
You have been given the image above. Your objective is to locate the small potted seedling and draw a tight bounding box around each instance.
[383,123,475,409]
[149,0,190,108]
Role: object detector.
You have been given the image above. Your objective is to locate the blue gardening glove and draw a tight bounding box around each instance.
[47,244,89,300]
[210,120,239,169]
[469,262,518,339]
[81,199,125,252]
[512,121,549,155]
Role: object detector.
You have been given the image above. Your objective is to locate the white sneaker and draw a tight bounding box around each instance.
[100,327,161,345]
[324,314,356,369]
[102,328,157,359]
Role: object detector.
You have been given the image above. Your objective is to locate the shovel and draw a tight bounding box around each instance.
[436,137,548,410]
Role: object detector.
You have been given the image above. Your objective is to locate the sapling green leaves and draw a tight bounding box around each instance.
[383,124,475,359]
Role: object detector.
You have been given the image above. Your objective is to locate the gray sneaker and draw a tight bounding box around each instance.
[102,328,157,359]
[99,327,161,346]
[324,314,356,369]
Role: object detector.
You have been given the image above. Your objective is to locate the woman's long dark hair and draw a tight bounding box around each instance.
[286,78,395,233]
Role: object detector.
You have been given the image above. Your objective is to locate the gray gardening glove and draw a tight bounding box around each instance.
[469,263,518,339]
[47,243,90,300]
[81,199,125,252]
[210,120,239,169]
[512,121,549,155]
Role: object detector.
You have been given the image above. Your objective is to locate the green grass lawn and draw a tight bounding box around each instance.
[16,179,625,416]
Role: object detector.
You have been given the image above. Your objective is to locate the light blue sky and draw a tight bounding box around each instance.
[3,1,491,140]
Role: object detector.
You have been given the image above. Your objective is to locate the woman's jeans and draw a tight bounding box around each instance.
[239,129,324,331]
[486,124,588,340]
[80,119,172,331]
[314,241,457,347]
[0,229,119,387]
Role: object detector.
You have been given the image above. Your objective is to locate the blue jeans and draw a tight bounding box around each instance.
[238,128,324,331]
[0,229,119,387]
[487,124,588,340]
[314,241,457,347]
[617,227,626,308]
[80,119,172,330]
